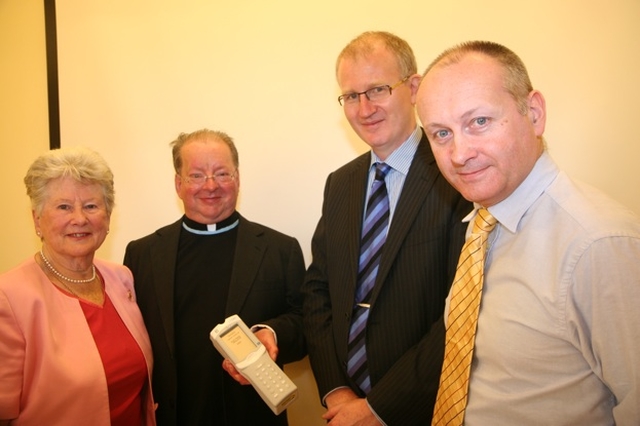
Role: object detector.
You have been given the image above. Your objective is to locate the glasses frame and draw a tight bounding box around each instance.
[181,169,238,187]
[337,75,411,106]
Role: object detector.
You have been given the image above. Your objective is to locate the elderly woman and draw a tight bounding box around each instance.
[0,147,155,426]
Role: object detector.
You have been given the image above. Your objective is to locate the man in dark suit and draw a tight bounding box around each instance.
[302,31,472,425]
[124,129,306,426]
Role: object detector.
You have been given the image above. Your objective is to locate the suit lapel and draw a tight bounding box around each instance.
[321,154,370,327]
[102,264,154,372]
[370,134,439,305]
[226,216,265,315]
[348,159,369,274]
[340,157,370,311]
[149,220,182,357]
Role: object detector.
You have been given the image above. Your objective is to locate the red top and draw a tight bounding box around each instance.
[81,292,148,426]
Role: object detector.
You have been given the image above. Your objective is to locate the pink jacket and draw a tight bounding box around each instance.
[0,257,156,426]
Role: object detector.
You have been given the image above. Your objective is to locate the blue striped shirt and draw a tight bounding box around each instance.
[365,126,421,227]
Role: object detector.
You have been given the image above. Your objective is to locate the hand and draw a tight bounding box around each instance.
[323,389,381,426]
[323,396,381,426]
[221,327,279,386]
[254,327,279,361]
[221,358,251,385]
[325,387,359,409]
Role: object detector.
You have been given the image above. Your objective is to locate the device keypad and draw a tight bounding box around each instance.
[253,361,292,399]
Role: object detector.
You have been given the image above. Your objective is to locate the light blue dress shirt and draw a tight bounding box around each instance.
[365,125,421,228]
[454,152,640,425]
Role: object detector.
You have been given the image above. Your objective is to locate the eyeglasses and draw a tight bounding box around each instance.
[338,76,410,106]
[182,170,237,186]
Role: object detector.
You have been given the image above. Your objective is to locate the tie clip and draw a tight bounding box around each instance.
[356,303,370,309]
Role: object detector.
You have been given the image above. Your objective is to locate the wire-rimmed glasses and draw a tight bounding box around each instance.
[338,76,410,106]
[182,170,237,186]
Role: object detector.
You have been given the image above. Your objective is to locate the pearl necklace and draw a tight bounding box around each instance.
[39,249,96,284]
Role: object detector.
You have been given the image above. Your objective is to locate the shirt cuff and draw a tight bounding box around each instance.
[250,324,277,345]
[322,386,351,407]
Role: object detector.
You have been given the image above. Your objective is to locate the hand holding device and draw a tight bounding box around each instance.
[210,314,298,415]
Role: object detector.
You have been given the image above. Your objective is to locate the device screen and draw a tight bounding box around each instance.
[220,324,258,361]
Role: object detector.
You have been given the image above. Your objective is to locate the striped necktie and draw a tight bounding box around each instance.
[431,208,497,425]
[347,162,392,394]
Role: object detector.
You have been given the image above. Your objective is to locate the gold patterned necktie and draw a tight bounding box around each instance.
[431,208,498,426]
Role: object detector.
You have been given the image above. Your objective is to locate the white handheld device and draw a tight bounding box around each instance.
[209,314,298,415]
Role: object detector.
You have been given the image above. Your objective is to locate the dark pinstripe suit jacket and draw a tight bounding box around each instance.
[123,214,306,426]
[303,132,472,425]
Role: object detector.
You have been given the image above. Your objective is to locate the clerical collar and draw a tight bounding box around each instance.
[182,211,240,235]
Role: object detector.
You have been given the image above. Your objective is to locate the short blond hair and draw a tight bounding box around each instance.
[336,31,417,79]
[24,146,115,215]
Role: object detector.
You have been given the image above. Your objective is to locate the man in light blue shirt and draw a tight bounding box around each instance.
[416,40,640,425]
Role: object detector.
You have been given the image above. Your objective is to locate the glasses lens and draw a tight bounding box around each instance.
[341,93,359,106]
[216,173,233,184]
[366,86,391,102]
[185,174,202,185]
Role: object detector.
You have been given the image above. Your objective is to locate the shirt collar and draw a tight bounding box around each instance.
[488,151,560,233]
[369,125,421,176]
[182,211,240,235]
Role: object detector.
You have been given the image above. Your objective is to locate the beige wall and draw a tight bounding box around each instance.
[1,0,49,272]
[2,1,640,425]
[50,0,640,269]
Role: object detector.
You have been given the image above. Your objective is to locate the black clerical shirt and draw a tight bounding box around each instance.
[174,212,239,425]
